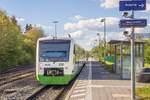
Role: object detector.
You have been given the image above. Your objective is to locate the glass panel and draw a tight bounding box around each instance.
[39,40,70,62]
[41,51,67,58]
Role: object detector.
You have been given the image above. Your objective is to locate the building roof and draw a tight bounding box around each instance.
[108,40,145,44]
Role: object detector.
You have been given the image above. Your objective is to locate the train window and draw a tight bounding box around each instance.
[39,40,70,62]
[41,51,67,58]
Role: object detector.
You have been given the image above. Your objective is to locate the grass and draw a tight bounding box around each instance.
[144,63,150,68]
[136,86,150,100]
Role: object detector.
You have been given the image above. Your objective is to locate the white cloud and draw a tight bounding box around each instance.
[135,28,144,33]
[73,15,83,20]
[64,17,121,50]
[36,24,52,30]
[64,17,119,31]
[125,24,150,33]
[139,16,147,19]
[69,30,85,38]
[135,24,150,33]
[77,33,97,50]
[100,0,119,8]
[83,32,125,50]
[64,16,149,50]
[107,32,125,41]
[35,24,53,34]
[67,30,125,50]
[16,17,25,23]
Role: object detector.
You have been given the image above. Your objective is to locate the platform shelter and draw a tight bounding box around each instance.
[108,40,144,79]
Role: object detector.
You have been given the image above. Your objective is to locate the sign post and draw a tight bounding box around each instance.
[120,19,147,28]
[119,0,146,11]
[130,10,135,100]
[119,0,147,100]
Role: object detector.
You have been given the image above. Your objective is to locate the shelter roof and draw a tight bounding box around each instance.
[108,40,144,45]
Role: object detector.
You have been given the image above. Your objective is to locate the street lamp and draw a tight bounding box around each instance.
[97,33,101,61]
[101,18,106,63]
[53,21,58,38]
[122,12,133,18]
[123,31,130,40]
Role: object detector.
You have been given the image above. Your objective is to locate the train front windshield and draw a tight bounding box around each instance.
[39,40,70,62]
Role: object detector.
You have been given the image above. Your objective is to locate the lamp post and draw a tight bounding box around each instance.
[94,39,98,60]
[101,18,106,63]
[97,33,101,61]
[53,21,58,38]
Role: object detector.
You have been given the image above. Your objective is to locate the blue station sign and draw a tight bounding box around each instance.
[119,19,147,28]
[119,0,146,11]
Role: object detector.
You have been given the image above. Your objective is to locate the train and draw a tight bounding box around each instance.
[36,37,85,85]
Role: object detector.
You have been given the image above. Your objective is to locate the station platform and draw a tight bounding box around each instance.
[65,59,132,100]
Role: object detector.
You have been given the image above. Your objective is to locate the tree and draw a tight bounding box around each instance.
[25,27,44,45]
[75,44,86,60]
[90,44,105,60]
[0,10,22,68]
[0,10,45,69]
[25,24,29,32]
[25,24,33,32]
[144,39,150,64]
[11,16,17,25]
[23,27,44,62]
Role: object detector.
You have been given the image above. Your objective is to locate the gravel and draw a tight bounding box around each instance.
[0,76,44,100]
[34,86,65,100]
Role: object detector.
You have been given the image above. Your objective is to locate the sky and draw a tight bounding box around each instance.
[0,0,150,50]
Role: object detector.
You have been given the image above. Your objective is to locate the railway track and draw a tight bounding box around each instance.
[25,64,86,100]
[0,71,35,87]
[0,68,35,86]
[0,64,35,87]
[0,63,86,100]
[0,75,41,100]
[26,86,65,100]
[0,66,37,100]
[0,66,34,80]
[0,65,34,75]
[0,67,68,100]
[0,68,66,100]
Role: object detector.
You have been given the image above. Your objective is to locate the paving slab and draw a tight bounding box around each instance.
[66,59,148,100]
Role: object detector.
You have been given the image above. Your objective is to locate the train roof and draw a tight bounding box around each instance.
[38,36,74,41]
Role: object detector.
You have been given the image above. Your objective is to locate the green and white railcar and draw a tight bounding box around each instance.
[36,37,84,85]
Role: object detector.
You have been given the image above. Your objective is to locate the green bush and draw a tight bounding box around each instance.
[136,87,150,100]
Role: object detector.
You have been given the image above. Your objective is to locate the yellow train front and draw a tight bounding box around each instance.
[36,37,84,85]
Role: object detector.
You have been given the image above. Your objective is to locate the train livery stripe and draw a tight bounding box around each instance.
[37,74,75,85]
